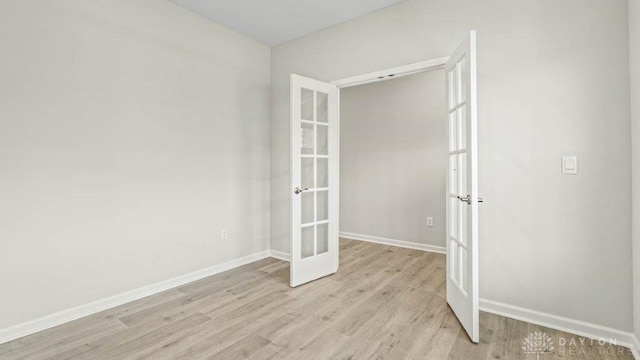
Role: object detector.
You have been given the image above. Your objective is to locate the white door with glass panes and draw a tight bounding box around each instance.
[446,31,480,343]
[290,74,339,287]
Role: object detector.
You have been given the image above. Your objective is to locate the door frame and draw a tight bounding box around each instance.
[328,56,453,252]
[331,57,450,88]
[328,55,452,249]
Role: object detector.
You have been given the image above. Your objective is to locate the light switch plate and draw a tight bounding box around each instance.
[562,156,578,175]
[427,217,434,227]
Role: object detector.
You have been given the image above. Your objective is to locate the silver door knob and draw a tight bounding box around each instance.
[294,187,309,195]
[457,194,472,204]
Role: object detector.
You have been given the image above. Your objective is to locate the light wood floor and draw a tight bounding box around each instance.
[0,239,634,359]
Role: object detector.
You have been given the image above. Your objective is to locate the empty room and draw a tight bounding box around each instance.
[1,0,640,359]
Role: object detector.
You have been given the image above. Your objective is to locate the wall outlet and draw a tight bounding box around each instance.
[427,217,434,227]
[221,228,228,240]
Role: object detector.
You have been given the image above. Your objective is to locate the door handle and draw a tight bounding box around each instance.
[457,195,472,204]
[294,187,310,195]
[457,195,484,204]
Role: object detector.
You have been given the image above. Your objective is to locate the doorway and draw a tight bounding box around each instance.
[338,69,448,255]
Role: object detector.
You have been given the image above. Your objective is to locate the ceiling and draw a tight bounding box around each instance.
[170,0,405,46]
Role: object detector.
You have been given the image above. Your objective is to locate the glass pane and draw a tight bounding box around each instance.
[458,247,467,293]
[317,158,328,188]
[301,158,314,189]
[317,125,328,155]
[301,122,314,155]
[317,92,328,123]
[448,70,455,110]
[458,153,467,197]
[449,240,457,284]
[301,192,314,224]
[301,226,314,259]
[449,156,458,195]
[459,56,467,103]
[449,197,458,239]
[458,107,466,151]
[456,60,463,105]
[449,112,457,151]
[317,190,328,221]
[459,200,468,246]
[301,88,314,121]
[317,223,328,254]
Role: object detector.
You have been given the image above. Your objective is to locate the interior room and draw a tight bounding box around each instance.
[0,0,639,359]
[339,70,447,253]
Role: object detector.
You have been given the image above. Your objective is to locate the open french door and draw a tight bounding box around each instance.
[290,74,340,287]
[446,31,480,343]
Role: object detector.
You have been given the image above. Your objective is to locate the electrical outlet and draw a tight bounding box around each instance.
[221,228,228,240]
[427,217,434,227]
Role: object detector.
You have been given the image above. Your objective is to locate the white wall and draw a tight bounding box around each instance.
[0,0,271,330]
[630,0,640,348]
[270,0,633,332]
[340,71,447,247]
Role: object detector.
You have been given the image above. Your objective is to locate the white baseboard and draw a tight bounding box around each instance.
[0,250,271,346]
[340,231,446,254]
[269,232,446,263]
[269,249,291,262]
[631,333,640,359]
[480,298,638,355]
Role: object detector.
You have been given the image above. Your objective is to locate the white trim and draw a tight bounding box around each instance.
[269,250,291,262]
[331,57,450,89]
[631,334,640,359]
[480,298,639,354]
[0,250,271,345]
[340,231,446,254]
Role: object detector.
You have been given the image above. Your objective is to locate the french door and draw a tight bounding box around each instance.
[289,74,339,287]
[446,31,480,343]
